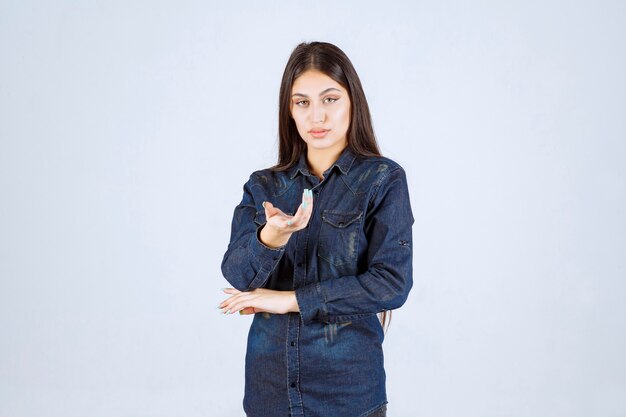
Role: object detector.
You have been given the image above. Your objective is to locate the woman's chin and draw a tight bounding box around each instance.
[304,138,346,152]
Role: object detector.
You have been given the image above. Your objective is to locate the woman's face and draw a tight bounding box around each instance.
[290,70,351,154]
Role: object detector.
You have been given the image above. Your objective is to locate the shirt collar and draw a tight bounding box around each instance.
[289,146,356,179]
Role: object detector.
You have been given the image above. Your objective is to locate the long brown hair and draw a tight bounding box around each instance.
[272,41,381,170]
[271,41,392,332]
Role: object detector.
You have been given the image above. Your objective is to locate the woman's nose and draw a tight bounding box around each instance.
[311,104,325,123]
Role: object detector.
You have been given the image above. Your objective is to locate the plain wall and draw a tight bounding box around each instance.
[1,1,625,416]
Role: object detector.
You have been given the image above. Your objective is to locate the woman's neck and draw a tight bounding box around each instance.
[306,146,346,180]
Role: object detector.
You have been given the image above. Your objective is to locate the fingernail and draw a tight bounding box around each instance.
[262,201,266,208]
[287,220,292,226]
[216,304,221,309]
[302,201,307,209]
[239,310,244,315]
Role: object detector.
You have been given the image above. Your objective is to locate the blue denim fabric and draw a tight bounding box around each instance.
[222,146,413,417]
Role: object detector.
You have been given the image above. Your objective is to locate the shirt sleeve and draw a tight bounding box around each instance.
[221,175,286,290]
[295,167,414,325]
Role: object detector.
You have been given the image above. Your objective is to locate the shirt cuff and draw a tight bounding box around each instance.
[295,281,326,325]
[247,224,285,287]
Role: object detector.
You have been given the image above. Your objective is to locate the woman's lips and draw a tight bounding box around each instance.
[309,129,329,138]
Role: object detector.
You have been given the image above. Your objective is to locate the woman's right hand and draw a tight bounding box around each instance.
[259,189,314,248]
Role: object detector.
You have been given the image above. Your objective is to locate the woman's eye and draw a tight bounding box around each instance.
[324,97,338,103]
[295,100,308,106]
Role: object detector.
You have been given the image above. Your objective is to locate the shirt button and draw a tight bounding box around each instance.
[297,262,303,267]
[291,341,296,346]
[290,382,296,388]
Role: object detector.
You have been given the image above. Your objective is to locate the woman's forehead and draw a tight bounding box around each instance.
[292,70,345,94]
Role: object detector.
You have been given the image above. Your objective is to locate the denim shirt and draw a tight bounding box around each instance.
[221,146,414,417]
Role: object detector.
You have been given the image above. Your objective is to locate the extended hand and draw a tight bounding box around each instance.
[218,288,300,315]
[265,188,314,230]
[261,189,314,247]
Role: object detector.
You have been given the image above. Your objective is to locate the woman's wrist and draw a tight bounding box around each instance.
[259,224,291,248]
[288,291,300,313]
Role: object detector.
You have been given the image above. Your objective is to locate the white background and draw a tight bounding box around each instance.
[1,1,625,416]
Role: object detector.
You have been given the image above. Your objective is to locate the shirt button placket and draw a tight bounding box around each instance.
[286,313,303,416]
[287,181,317,417]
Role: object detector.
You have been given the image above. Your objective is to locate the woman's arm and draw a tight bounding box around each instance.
[220,176,313,291]
[218,287,299,315]
[295,167,414,325]
[220,176,285,291]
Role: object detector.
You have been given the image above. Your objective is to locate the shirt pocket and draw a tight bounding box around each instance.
[317,210,363,267]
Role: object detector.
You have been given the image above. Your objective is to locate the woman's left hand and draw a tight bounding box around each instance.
[218,288,300,315]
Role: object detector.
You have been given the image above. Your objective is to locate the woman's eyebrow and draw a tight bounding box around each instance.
[291,87,342,98]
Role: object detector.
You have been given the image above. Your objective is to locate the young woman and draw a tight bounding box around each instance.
[219,41,414,417]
